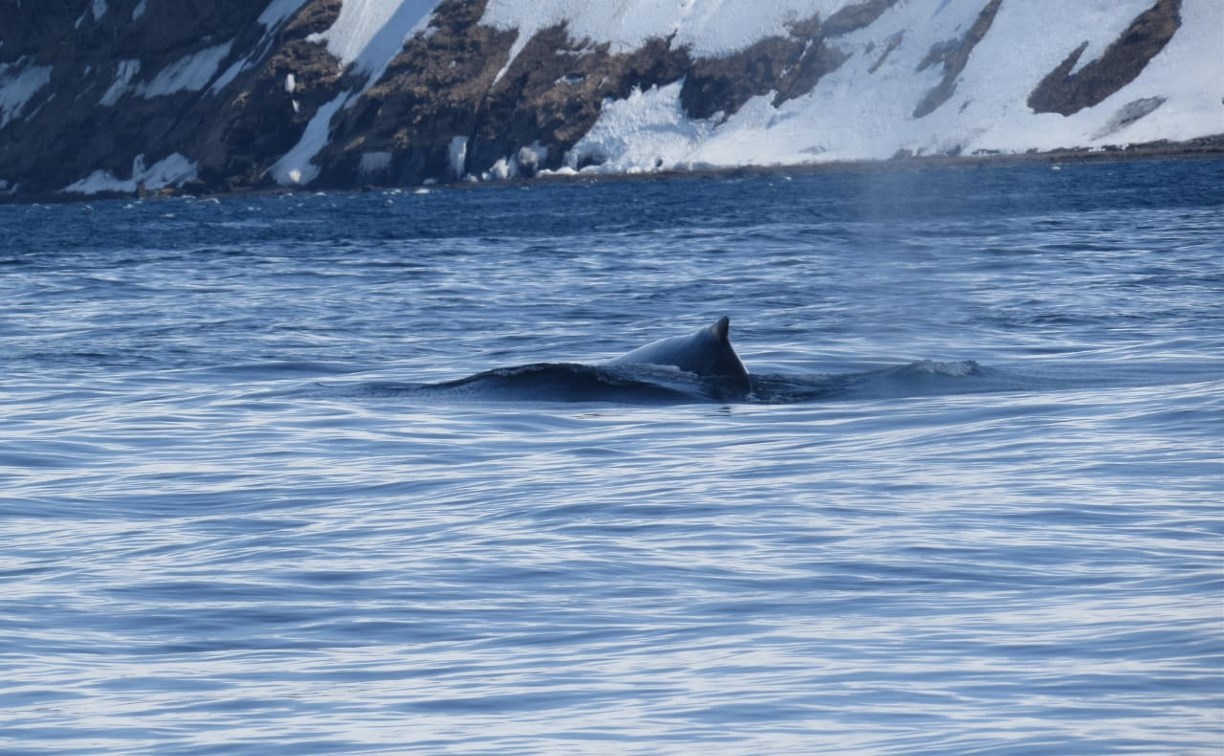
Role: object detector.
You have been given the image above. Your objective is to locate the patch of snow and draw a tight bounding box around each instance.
[63,153,199,194]
[559,0,1222,175]
[1092,97,1166,139]
[516,141,548,174]
[358,150,392,178]
[270,90,352,185]
[285,73,296,93]
[209,58,248,94]
[208,1,309,96]
[208,0,309,96]
[132,0,148,20]
[92,0,108,21]
[448,136,468,178]
[138,42,233,97]
[483,0,851,84]
[99,59,141,107]
[930,0,1221,153]
[669,0,981,166]
[0,57,53,128]
[258,0,310,29]
[482,156,516,181]
[307,0,442,88]
[565,82,715,174]
[23,91,54,122]
[1062,0,1155,76]
[1079,0,1224,146]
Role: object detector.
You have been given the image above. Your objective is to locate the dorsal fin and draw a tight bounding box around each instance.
[606,316,748,393]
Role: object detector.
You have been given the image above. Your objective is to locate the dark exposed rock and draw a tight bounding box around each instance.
[468,31,688,175]
[320,0,697,184]
[912,0,1002,119]
[1027,0,1181,116]
[196,1,347,189]
[0,1,265,193]
[322,0,906,182]
[318,0,520,186]
[0,0,351,194]
[771,39,851,108]
[1093,96,1167,139]
[681,31,803,119]
[681,0,901,119]
[823,0,901,37]
[868,31,905,74]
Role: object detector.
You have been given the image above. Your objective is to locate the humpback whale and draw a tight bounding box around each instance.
[365,316,1001,405]
[393,316,754,403]
[607,316,750,396]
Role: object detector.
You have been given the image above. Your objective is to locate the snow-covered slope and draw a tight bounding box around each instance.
[0,0,1219,198]
[548,0,1221,173]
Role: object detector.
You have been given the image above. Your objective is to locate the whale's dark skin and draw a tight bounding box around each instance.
[418,317,750,403]
[606,316,750,395]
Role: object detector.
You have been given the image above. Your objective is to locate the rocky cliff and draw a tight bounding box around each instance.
[0,0,1219,198]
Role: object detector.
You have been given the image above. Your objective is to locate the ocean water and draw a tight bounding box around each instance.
[2,159,1222,754]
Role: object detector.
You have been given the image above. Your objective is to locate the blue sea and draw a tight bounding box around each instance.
[2,159,1222,754]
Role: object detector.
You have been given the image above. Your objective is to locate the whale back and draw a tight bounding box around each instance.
[607,316,749,390]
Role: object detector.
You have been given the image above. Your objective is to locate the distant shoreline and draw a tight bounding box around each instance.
[539,135,1224,185]
[5,135,1221,206]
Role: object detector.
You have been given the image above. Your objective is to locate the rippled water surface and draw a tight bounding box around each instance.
[3,159,1222,754]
